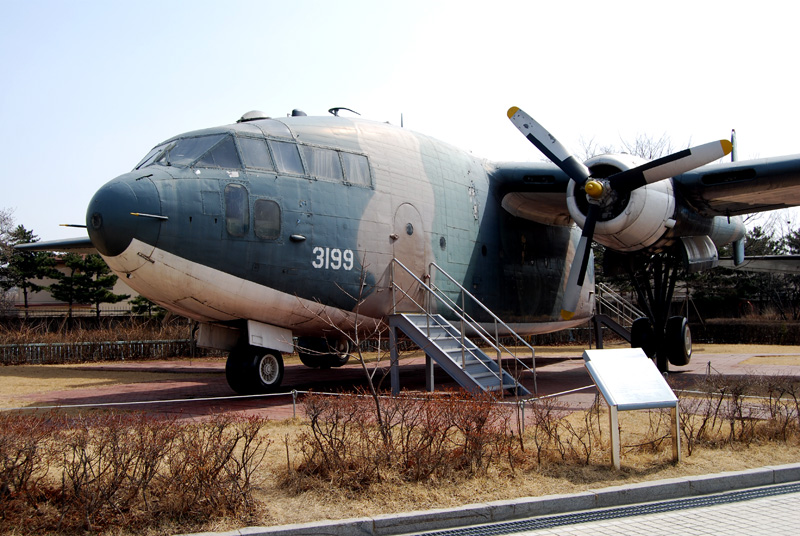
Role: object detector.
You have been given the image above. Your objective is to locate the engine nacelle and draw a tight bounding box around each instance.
[567,154,676,252]
[566,153,745,255]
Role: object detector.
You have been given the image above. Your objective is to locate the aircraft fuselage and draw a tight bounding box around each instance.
[86,115,591,345]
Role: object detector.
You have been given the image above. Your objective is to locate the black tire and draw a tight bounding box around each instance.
[665,316,692,367]
[225,350,251,394]
[225,346,284,394]
[326,338,351,368]
[297,337,351,368]
[630,317,656,357]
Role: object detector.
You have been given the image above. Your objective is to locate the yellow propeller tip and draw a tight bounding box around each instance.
[720,139,733,155]
[507,107,520,119]
[560,309,575,320]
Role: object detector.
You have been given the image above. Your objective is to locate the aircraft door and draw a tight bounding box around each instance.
[392,203,427,312]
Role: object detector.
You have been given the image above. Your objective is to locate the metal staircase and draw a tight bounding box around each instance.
[592,282,648,349]
[388,259,536,397]
[595,282,645,329]
[390,313,529,395]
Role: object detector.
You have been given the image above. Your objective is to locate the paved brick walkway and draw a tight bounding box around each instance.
[465,484,800,536]
[9,348,800,421]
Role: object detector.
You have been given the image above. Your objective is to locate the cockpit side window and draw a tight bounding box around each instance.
[194,135,242,169]
[269,140,304,175]
[238,137,275,171]
[301,146,344,182]
[134,142,171,170]
[156,135,224,167]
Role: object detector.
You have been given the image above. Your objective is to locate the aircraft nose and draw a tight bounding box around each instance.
[86,174,161,257]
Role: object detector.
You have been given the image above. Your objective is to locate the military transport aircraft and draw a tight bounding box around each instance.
[19,106,800,394]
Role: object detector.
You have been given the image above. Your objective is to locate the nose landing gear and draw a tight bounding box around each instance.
[225,345,285,394]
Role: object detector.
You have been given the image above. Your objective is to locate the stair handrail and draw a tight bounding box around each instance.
[428,262,536,393]
[595,282,645,326]
[390,258,527,393]
[390,258,536,394]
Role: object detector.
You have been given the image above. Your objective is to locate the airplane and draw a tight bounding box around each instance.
[18,106,800,394]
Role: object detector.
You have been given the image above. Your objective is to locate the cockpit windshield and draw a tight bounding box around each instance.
[134,142,171,170]
[135,134,243,170]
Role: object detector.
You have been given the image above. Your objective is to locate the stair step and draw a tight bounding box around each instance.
[392,312,531,397]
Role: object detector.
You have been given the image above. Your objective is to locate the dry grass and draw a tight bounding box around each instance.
[0,362,222,409]
[741,355,800,366]
[3,344,800,534]
[192,412,800,532]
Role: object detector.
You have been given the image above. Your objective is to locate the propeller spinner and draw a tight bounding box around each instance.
[507,107,732,320]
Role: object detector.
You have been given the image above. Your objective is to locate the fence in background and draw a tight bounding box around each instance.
[0,339,223,365]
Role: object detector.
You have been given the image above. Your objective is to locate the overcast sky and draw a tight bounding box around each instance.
[2,0,797,240]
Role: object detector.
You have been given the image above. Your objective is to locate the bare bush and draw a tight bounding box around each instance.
[678,374,800,455]
[294,391,518,488]
[0,412,271,534]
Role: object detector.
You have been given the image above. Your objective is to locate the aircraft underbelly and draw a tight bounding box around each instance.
[103,239,382,335]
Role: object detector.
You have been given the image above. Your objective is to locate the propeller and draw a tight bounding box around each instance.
[507,106,732,320]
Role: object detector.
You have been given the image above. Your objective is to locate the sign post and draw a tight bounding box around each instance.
[583,348,681,470]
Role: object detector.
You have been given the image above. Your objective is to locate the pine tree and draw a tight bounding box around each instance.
[49,253,129,318]
[0,225,58,317]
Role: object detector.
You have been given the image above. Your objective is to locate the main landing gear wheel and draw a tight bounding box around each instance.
[225,346,284,394]
[630,317,656,358]
[665,316,692,367]
[297,337,351,369]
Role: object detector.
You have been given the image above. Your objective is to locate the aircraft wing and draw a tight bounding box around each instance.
[14,236,97,254]
[718,255,800,274]
[494,154,800,226]
[491,162,573,226]
[673,155,800,217]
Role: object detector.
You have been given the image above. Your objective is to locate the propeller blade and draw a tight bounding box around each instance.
[561,204,600,320]
[608,139,732,193]
[507,107,591,184]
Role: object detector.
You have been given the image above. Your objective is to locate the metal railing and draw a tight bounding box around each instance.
[595,282,645,328]
[390,258,536,394]
[0,339,210,365]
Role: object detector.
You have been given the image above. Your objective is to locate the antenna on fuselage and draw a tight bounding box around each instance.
[731,129,737,162]
[328,107,360,117]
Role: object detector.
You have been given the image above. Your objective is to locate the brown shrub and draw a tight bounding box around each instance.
[0,412,270,534]
[294,391,517,489]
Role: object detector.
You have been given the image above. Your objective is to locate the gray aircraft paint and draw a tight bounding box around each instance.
[87,115,587,335]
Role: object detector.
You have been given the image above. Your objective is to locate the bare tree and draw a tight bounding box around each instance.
[299,253,393,445]
[0,207,14,258]
[619,132,684,160]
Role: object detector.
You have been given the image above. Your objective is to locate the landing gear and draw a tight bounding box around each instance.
[631,317,656,358]
[225,345,285,394]
[297,337,351,368]
[665,315,692,367]
[613,250,693,373]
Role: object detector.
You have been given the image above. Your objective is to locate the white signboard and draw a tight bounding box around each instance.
[583,348,677,411]
[583,348,681,468]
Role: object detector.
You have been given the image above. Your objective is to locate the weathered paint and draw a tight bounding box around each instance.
[89,115,594,342]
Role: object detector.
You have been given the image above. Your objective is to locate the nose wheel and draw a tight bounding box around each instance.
[225,345,285,394]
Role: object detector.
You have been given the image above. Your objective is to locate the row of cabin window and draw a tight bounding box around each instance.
[225,184,281,240]
[220,135,372,187]
[140,133,372,188]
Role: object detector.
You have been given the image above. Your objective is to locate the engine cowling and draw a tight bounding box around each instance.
[566,153,744,254]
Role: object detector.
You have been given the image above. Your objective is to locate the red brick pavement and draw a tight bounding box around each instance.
[9,349,800,421]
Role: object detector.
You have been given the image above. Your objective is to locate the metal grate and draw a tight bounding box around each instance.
[415,482,800,535]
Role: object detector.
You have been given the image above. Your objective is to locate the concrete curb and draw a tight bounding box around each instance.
[182,462,800,536]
